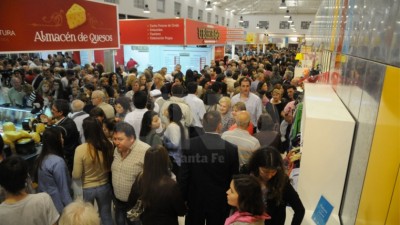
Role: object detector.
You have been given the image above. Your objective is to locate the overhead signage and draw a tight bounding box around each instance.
[119,19,185,45]
[0,0,119,52]
[186,19,227,45]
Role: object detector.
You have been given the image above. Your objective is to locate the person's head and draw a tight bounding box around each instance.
[71,99,85,113]
[167,103,183,124]
[226,174,264,216]
[41,126,64,153]
[139,111,160,138]
[83,116,105,144]
[89,107,106,123]
[38,80,51,94]
[286,85,296,100]
[139,74,147,85]
[115,96,132,114]
[257,81,268,95]
[51,99,70,119]
[231,102,246,118]
[131,80,140,92]
[257,113,275,131]
[153,73,164,85]
[174,64,181,72]
[58,199,100,225]
[236,111,250,130]
[133,90,148,109]
[202,110,222,133]
[142,145,170,181]
[102,118,116,140]
[247,147,287,203]
[113,122,136,153]
[186,82,198,94]
[218,96,231,115]
[91,90,105,106]
[238,77,251,96]
[173,76,184,86]
[0,156,28,195]
[11,76,22,90]
[271,89,282,102]
[171,84,185,97]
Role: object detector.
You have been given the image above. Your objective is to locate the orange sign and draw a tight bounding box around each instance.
[119,19,185,45]
[214,46,225,60]
[185,19,227,45]
[0,0,119,53]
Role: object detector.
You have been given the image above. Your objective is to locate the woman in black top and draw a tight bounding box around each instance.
[128,146,186,225]
[247,147,305,225]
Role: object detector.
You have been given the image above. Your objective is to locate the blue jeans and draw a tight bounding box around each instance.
[83,183,113,225]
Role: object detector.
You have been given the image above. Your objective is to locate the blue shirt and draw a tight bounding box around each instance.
[38,154,72,213]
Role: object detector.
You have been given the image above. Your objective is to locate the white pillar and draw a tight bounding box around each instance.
[231,44,236,60]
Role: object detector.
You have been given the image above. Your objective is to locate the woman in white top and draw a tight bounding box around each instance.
[163,103,188,179]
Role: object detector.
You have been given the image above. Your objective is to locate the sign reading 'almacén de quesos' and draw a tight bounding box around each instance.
[0,0,119,52]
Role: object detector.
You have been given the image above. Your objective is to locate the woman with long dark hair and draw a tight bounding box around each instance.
[34,127,72,213]
[139,111,162,147]
[163,103,188,177]
[128,146,186,225]
[225,174,270,225]
[247,147,304,225]
[72,116,114,225]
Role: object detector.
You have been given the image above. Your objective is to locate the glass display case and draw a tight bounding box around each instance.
[0,106,33,130]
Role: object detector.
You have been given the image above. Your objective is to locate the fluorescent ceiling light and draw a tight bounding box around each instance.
[143,4,150,13]
[206,1,213,11]
[279,0,287,9]
[284,10,290,18]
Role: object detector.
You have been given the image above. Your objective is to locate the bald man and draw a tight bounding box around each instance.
[69,100,89,144]
[221,111,260,166]
[91,90,115,119]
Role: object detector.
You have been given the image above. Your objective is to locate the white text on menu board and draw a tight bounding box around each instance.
[148,23,180,41]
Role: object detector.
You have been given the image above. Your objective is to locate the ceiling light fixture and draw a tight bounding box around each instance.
[256,24,260,29]
[288,16,293,23]
[176,12,180,18]
[284,10,290,18]
[143,4,150,13]
[279,0,287,9]
[239,16,243,23]
[206,1,213,11]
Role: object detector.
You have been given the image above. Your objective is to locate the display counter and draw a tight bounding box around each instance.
[0,106,33,129]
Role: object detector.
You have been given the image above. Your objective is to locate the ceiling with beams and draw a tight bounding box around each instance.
[208,0,322,15]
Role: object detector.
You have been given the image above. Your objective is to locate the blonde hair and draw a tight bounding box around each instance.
[58,200,100,225]
[219,96,231,107]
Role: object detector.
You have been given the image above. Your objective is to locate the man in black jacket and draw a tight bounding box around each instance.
[180,111,239,225]
[49,99,80,174]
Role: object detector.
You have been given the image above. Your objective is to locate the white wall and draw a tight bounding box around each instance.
[115,0,236,26]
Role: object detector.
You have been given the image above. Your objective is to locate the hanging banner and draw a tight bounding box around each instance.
[185,19,227,45]
[0,0,119,53]
[119,19,185,45]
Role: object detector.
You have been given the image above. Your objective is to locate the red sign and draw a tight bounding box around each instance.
[119,19,185,45]
[0,0,119,53]
[185,19,227,45]
[214,46,225,60]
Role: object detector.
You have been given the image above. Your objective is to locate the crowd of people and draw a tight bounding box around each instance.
[0,49,306,225]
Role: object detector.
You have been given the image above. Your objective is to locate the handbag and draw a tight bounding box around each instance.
[127,199,144,222]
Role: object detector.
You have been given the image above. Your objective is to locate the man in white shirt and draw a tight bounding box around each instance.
[221,111,260,166]
[91,90,115,120]
[68,100,89,144]
[231,77,262,133]
[124,91,148,137]
[183,82,206,137]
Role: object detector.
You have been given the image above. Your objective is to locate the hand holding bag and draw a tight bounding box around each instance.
[127,199,144,222]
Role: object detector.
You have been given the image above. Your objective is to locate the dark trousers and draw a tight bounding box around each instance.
[185,206,229,225]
